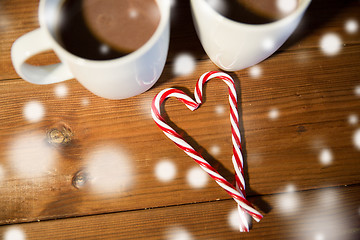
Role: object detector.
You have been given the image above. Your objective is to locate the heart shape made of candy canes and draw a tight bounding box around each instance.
[151,71,263,232]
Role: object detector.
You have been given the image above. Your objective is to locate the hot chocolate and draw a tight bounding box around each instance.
[207,0,299,24]
[57,0,161,60]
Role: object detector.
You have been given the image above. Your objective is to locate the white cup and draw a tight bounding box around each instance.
[11,0,170,99]
[190,0,311,71]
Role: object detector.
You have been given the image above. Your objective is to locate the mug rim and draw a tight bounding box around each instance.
[38,0,170,67]
[196,0,312,29]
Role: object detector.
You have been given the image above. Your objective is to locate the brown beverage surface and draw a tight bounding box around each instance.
[207,0,299,24]
[57,0,160,60]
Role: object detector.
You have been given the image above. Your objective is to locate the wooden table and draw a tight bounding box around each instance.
[1,0,359,239]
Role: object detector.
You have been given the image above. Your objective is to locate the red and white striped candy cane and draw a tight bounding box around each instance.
[151,71,263,232]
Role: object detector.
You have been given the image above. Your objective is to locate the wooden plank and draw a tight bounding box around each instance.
[0,0,359,227]
[281,0,360,51]
[1,0,359,80]
[0,41,359,224]
[0,185,359,239]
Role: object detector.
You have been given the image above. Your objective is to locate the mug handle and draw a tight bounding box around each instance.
[11,28,73,85]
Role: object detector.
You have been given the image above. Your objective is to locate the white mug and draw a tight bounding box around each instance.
[11,0,170,99]
[190,0,312,71]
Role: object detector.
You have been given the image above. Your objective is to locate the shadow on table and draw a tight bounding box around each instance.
[159,74,272,221]
[153,0,207,88]
[151,0,356,220]
[230,73,272,216]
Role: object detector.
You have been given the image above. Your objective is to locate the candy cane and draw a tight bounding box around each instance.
[151,71,263,231]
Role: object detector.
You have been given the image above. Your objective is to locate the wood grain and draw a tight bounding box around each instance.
[0,0,359,239]
[0,185,359,240]
[1,46,359,223]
